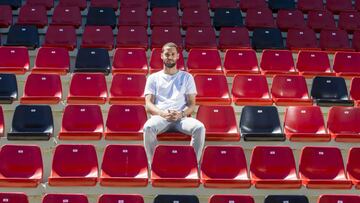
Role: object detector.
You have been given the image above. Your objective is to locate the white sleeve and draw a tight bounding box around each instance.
[144,75,156,95]
[186,74,197,95]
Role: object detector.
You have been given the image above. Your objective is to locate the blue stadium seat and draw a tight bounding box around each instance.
[86,7,116,29]
[268,0,295,11]
[6,25,39,49]
[252,28,284,50]
[264,195,309,203]
[74,48,111,74]
[154,195,199,203]
[151,0,178,9]
[0,0,22,9]
[0,74,17,104]
[213,8,243,30]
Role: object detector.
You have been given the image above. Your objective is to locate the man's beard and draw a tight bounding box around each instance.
[164,61,176,68]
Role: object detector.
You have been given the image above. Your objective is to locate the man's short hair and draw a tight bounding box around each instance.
[162,42,179,53]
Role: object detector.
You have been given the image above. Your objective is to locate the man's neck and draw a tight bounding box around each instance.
[163,66,179,75]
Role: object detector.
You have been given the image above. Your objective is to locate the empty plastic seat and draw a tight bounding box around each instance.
[185,27,217,50]
[276,10,306,31]
[0,145,42,187]
[209,195,254,203]
[6,25,39,49]
[98,194,144,203]
[90,0,118,10]
[297,0,323,12]
[264,196,309,203]
[201,146,250,188]
[260,49,296,75]
[26,0,53,10]
[74,48,111,74]
[32,47,70,75]
[327,106,360,142]
[350,77,360,106]
[353,30,360,51]
[209,0,237,10]
[58,0,86,10]
[195,74,231,105]
[245,8,276,29]
[109,74,146,104]
[240,106,284,141]
[307,10,336,32]
[310,76,354,106]
[196,106,240,141]
[59,105,104,140]
[0,193,28,203]
[0,107,3,136]
[296,50,333,77]
[100,145,148,186]
[51,6,82,28]
[218,27,251,50]
[187,49,222,74]
[357,0,360,11]
[151,0,178,9]
[0,5,11,28]
[231,74,272,105]
[43,194,89,203]
[213,8,243,30]
[8,105,53,140]
[181,8,212,29]
[49,144,98,186]
[68,73,108,104]
[154,195,199,203]
[252,28,284,50]
[81,26,114,50]
[299,146,352,188]
[180,0,208,10]
[17,5,47,28]
[0,46,29,74]
[318,195,360,203]
[320,29,353,52]
[286,28,319,50]
[149,48,185,73]
[21,73,62,104]
[284,106,330,141]
[271,75,312,105]
[86,7,116,28]
[268,0,295,11]
[116,26,148,49]
[239,0,267,11]
[112,48,148,74]
[43,25,76,50]
[151,26,183,49]
[120,0,148,10]
[338,11,360,32]
[151,145,199,187]
[0,0,22,9]
[250,146,301,188]
[118,7,147,27]
[150,7,180,28]
[333,52,360,77]
[0,74,17,103]
[326,0,353,13]
[105,105,147,140]
[347,147,360,188]
[223,49,258,76]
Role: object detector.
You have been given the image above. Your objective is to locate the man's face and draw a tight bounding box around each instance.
[161,46,179,68]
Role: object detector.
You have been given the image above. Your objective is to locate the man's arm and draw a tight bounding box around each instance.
[183,94,196,117]
[145,94,170,118]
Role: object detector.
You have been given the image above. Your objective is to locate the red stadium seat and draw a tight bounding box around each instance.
[353,30,360,51]
[231,74,272,105]
[318,195,360,203]
[187,49,222,74]
[43,25,77,50]
[81,26,114,50]
[181,8,212,29]
[116,26,148,49]
[299,146,352,189]
[270,75,312,106]
[105,105,147,140]
[333,51,360,77]
[296,50,333,77]
[245,7,275,30]
[26,0,54,10]
[109,73,146,104]
[307,10,336,32]
[32,47,70,75]
[210,195,255,203]
[0,193,28,203]
[149,48,185,73]
[347,147,360,189]
[49,144,98,186]
[284,106,330,141]
[120,0,147,10]
[98,194,144,203]
[297,0,324,12]
[185,27,217,50]
[0,106,3,137]
[180,0,208,10]
[196,105,240,141]
[150,7,180,28]
[223,49,259,76]
[0,6,12,28]
[194,74,231,105]
[151,145,200,187]
[118,7,147,27]
[327,106,360,142]
[100,145,148,186]
[357,0,360,11]
[151,26,183,49]
[218,27,251,50]
[67,73,108,104]
[0,145,42,187]
[209,0,237,10]
[58,0,86,10]
[0,46,29,74]
[17,5,47,28]
[239,0,267,11]
[90,0,118,10]
[338,11,360,32]
[260,49,296,75]
[350,77,360,106]
[250,146,301,189]
[276,9,306,31]
[112,48,148,74]
[42,194,88,203]
[201,146,250,188]
[59,105,104,140]
[52,6,82,28]
[286,28,319,50]
[320,29,353,52]
[21,73,62,104]
[326,0,353,14]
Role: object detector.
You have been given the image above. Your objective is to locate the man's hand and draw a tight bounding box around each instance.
[159,110,173,121]
[166,110,183,122]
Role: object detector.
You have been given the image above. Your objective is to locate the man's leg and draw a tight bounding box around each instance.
[175,117,206,162]
[143,115,171,162]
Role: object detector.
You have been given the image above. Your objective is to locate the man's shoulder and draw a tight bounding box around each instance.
[147,70,163,80]
[178,70,193,79]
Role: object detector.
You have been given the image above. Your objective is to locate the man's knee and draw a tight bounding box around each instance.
[143,124,157,135]
[193,122,206,137]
